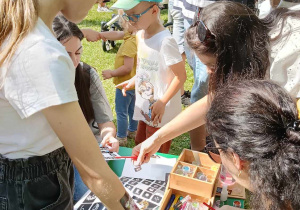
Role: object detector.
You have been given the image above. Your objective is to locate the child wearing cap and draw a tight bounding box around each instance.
[113,0,186,153]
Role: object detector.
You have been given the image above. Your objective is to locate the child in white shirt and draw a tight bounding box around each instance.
[113,0,186,153]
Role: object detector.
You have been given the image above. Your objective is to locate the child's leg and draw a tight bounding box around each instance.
[127,90,138,132]
[146,125,172,154]
[158,140,172,154]
[115,88,130,138]
[135,121,147,145]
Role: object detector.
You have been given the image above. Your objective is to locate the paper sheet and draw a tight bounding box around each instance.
[100,147,122,160]
[74,155,176,210]
[74,177,167,210]
[121,176,166,209]
[74,191,106,210]
[121,155,176,181]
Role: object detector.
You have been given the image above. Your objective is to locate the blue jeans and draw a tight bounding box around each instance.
[115,88,138,138]
[184,19,209,103]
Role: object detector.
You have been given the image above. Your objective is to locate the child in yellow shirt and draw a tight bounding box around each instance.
[83,12,138,146]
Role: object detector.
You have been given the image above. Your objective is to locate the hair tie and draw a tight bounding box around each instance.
[287,120,300,131]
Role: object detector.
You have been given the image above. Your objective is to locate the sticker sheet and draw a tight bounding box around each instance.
[100,146,121,160]
[120,176,166,210]
[74,177,167,210]
[74,191,106,210]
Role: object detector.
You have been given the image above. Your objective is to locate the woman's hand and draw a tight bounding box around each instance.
[98,121,118,152]
[150,99,166,125]
[102,70,113,80]
[115,77,136,96]
[132,131,161,165]
[101,137,119,153]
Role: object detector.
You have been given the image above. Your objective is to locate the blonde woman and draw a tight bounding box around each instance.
[0,0,131,209]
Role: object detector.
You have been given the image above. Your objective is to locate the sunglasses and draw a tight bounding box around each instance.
[122,5,155,23]
[193,8,215,44]
[204,140,222,164]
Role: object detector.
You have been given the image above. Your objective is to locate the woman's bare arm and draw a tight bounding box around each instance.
[43,101,125,209]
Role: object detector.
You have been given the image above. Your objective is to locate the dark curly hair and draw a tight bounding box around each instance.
[206,80,300,210]
[186,1,269,94]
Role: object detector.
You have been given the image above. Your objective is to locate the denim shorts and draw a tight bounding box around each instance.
[0,147,74,210]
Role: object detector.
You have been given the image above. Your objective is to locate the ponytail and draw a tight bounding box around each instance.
[0,0,39,86]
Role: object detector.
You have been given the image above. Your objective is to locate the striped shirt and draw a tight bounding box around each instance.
[173,0,217,21]
[173,0,256,22]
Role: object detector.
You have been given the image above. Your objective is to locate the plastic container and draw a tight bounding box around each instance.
[219,165,236,186]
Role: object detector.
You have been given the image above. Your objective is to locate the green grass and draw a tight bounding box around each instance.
[79,4,194,155]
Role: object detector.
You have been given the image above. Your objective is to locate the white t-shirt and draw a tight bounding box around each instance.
[259,0,300,18]
[133,30,183,127]
[267,4,300,99]
[0,18,78,159]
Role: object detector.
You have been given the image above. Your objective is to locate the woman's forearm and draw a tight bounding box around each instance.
[42,102,125,209]
[156,95,209,145]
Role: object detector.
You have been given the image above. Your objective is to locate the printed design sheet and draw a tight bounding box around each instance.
[74,191,105,210]
[74,177,166,210]
[74,155,175,210]
[120,176,166,210]
[100,146,121,160]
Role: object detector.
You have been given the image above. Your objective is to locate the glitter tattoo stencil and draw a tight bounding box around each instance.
[120,176,166,210]
[74,177,167,210]
[99,146,122,160]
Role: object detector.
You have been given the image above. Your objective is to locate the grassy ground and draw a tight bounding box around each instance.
[78,4,194,155]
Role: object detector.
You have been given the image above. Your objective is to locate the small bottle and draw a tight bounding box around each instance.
[220,184,228,207]
[182,166,192,176]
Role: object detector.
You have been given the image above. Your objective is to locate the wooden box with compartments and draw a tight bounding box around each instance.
[160,149,221,209]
